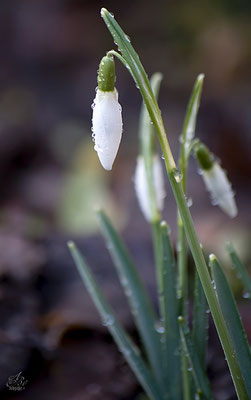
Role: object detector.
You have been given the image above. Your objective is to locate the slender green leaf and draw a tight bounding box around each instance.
[209,254,251,397]
[160,221,182,399]
[192,270,209,368]
[226,242,251,298]
[178,317,213,400]
[97,210,165,393]
[68,241,163,400]
[180,74,204,170]
[139,72,163,162]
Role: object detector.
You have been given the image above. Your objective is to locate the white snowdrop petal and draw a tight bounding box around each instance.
[153,154,166,211]
[134,156,150,221]
[134,155,166,222]
[202,163,237,218]
[92,89,122,170]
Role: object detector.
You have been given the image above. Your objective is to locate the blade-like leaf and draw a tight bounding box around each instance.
[160,221,182,399]
[180,74,204,163]
[192,270,209,368]
[209,254,251,396]
[97,210,165,392]
[139,72,163,162]
[178,317,213,400]
[68,241,163,400]
[226,242,251,298]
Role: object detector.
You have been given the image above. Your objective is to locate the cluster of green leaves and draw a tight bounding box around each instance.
[68,9,251,400]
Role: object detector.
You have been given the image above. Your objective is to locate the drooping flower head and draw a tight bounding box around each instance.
[195,143,237,218]
[92,55,123,170]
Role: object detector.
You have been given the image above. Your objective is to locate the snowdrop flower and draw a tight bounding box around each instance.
[134,154,166,222]
[92,55,123,170]
[195,143,237,218]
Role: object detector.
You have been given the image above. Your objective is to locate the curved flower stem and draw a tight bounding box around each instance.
[101,9,248,398]
[107,50,129,70]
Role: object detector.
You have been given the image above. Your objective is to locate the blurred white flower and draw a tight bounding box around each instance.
[134,154,166,222]
[202,162,237,218]
[92,88,123,170]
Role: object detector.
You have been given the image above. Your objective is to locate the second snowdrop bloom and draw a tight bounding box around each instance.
[134,154,166,222]
[92,55,123,171]
[195,143,237,218]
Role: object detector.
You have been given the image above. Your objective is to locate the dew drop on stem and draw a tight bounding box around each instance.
[211,280,216,290]
[186,197,193,207]
[102,315,115,327]
[173,168,182,183]
[154,320,165,334]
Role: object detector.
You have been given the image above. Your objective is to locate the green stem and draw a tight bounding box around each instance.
[178,135,190,398]
[177,99,189,321]
[181,349,191,400]
[177,215,188,318]
[177,218,190,398]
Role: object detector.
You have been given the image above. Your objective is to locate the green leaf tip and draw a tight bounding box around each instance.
[225,241,232,249]
[100,8,107,16]
[197,73,205,82]
[100,8,113,20]
[67,240,75,249]
[95,207,103,215]
[209,254,217,264]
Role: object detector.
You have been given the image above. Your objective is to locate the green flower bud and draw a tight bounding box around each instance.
[195,143,214,171]
[97,55,115,92]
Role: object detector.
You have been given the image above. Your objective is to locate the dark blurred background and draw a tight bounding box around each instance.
[0,1,250,399]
